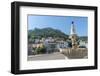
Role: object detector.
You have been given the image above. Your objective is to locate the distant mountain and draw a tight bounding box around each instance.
[79,36,88,41]
[28,27,88,42]
[28,27,68,40]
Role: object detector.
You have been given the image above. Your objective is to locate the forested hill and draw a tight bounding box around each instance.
[28,27,68,40]
[28,27,88,42]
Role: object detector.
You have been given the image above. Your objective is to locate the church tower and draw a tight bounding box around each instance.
[69,21,78,49]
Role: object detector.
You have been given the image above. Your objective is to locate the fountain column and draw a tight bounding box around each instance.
[69,21,78,49]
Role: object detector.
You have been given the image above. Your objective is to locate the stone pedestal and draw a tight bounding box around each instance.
[69,34,78,49]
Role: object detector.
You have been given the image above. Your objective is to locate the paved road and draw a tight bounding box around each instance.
[28,52,66,61]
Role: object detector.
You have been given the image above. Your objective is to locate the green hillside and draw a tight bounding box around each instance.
[28,27,68,41]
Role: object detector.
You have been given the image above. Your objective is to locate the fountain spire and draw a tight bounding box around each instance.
[70,21,76,35]
[69,21,78,49]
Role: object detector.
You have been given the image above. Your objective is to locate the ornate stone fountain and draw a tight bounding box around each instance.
[60,21,88,59]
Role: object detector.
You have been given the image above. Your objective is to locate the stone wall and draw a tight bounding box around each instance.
[60,48,88,59]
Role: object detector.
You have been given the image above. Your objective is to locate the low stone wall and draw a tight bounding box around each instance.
[59,48,88,59]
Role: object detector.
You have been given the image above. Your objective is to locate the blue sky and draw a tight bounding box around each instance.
[28,15,88,36]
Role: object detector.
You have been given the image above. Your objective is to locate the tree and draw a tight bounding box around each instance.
[36,45,46,54]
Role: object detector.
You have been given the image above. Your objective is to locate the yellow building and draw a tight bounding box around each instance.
[32,43,44,48]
